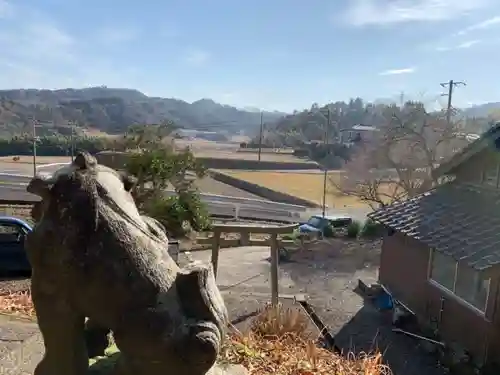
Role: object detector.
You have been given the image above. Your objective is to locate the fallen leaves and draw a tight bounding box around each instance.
[0,289,35,318]
[221,304,391,375]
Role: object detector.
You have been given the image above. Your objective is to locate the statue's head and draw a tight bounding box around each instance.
[26,151,150,242]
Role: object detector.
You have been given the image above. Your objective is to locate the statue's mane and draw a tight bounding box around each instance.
[35,157,165,244]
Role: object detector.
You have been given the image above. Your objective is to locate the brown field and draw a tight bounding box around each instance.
[193,150,311,163]
[0,156,72,165]
[175,139,313,164]
[0,156,72,175]
[222,170,398,208]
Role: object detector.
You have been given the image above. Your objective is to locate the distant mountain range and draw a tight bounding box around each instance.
[461,102,500,118]
[0,87,286,137]
[0,86,498,139]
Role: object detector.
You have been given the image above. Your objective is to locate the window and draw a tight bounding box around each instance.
[455,263,490,311]
[0,223,24,244]
[430,251,456,291]
[307,216,323,228]
[430,250,490,313]
[329,218,352,228]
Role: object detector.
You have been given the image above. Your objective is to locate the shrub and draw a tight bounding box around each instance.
[144,193,211,238]
[360,219,384,238]
[346,220,361,238]
[322,223,335,238]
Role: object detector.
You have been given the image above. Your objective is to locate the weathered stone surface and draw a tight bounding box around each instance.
[0,319,44,375]
[208,364,249,375]
[25,152,228,375]
[1,333,44,375]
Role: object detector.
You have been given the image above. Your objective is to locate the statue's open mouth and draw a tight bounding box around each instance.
[176,264,228,340]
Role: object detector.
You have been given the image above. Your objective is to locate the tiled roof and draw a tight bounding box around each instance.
[368,183,500,271]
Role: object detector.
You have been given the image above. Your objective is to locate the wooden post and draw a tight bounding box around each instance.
[270,234,279,307]
[212,230,221,279]
[239,231,250,246]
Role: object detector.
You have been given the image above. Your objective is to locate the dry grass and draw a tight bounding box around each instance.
[0,290,34,318]
[222,304,390,375]
[174,139,312,163]
[222,171,397,208]
[195,150,311,163]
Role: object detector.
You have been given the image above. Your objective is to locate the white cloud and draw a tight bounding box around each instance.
[184,49,210,66]
[0,15,76,64]
[379,67,416,76]
[341,0,491,27]
[0,0,139,89]
[436,39,481,51]
[455,15,500,35]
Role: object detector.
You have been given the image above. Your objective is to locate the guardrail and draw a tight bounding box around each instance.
[205,201,300,223]
[164,190,307,212]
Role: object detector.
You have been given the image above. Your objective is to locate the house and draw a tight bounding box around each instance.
[339,124,379,146]
[368,124,500,366]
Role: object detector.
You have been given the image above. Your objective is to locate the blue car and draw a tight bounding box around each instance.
[0,216,33,274]
[299,215,353,238]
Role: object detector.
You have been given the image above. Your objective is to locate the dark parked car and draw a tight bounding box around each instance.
[0,216,32,274]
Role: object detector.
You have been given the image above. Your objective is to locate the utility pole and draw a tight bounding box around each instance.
[440,80,466,125]
[257,111,264,162]
[322,107,330,218]
[70,121,75,162]
[32,118,37,177]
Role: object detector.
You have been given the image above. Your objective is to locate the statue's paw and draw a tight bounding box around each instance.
[176,264,228,348]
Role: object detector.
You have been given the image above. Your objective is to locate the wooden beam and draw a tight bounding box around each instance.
[270,234,279,307]
[211,230,221,279]
[211,223,298,234]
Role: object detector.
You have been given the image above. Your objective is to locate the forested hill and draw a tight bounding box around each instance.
[259,98,493,146]
[0,87,285,137]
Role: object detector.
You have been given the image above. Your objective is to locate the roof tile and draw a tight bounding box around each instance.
[369,183,500,270]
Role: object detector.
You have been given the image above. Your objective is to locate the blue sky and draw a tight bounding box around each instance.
[1,0,500,112]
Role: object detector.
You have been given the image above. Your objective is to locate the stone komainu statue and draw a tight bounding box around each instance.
[26,152,228,375]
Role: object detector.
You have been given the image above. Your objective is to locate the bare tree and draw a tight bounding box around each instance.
[331,102,468,209]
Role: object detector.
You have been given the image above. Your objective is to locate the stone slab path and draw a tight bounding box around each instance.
[0,314,43,375]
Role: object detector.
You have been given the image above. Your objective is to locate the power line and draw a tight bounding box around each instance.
[440,80,466,124]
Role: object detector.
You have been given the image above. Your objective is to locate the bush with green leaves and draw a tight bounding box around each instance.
[123,124,210,238]
[359,218,384,238]
[144,194,211,238]
[346,220,361,238]
[322,223,335,238]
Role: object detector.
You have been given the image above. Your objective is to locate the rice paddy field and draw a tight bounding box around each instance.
[221,170,398,208]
